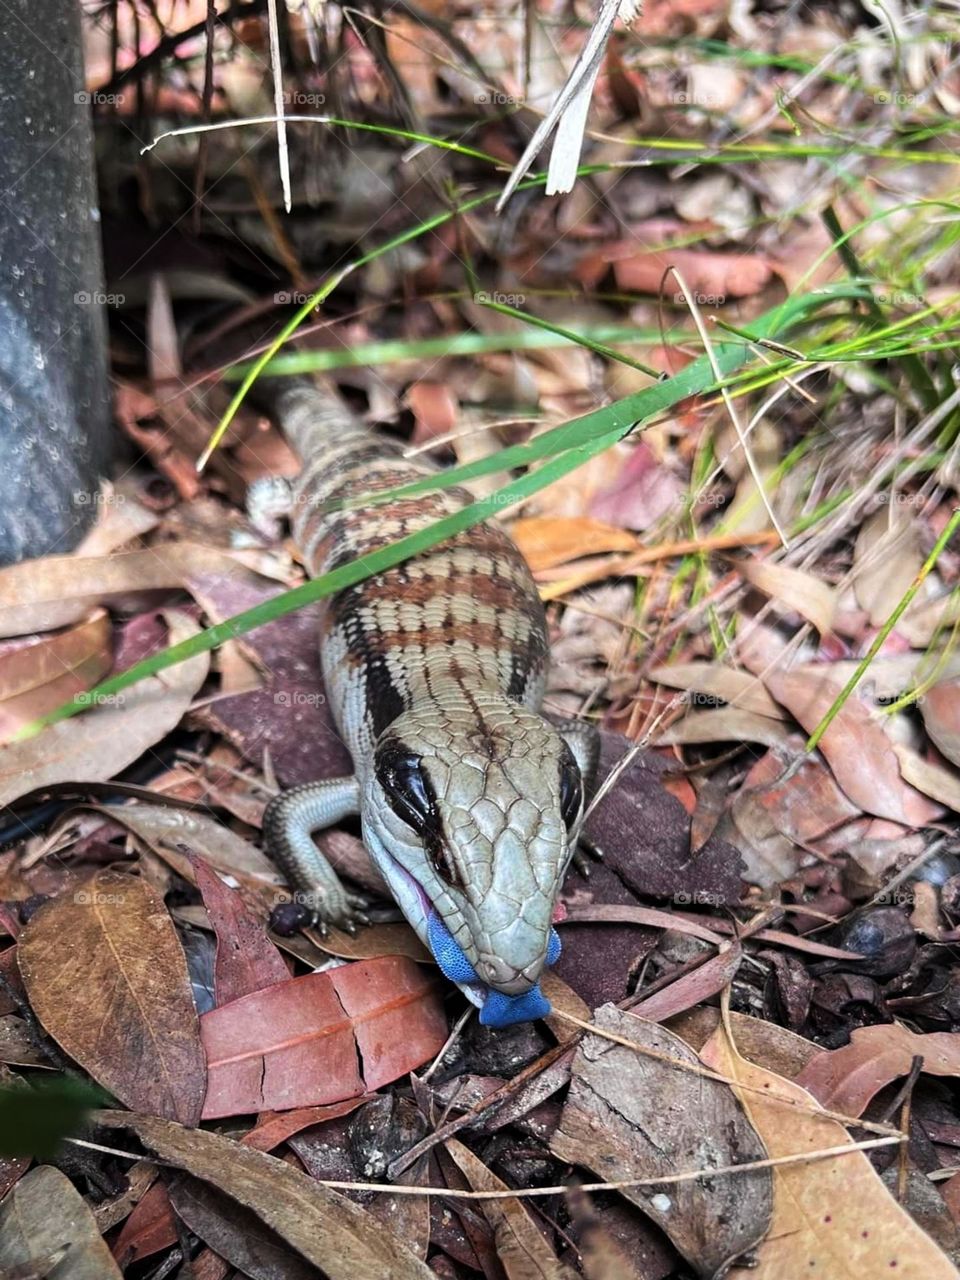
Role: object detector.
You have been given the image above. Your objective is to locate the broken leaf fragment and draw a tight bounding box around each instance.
[548,1004,771,1277]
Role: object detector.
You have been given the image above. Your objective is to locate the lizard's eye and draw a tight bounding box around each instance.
[559,747,583,828]
[376,747,435,835]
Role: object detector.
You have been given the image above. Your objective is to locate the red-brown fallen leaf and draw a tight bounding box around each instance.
[17,869,206,1125]
[243,1096,374,1152]
[191,856,290,1005]
[200,956,447,1118]
[942,1172,960,1227]
[406,380,459,443]
[510,516,637,571]
[112,1181,178,1268]
[611,246,773,299]
[587,441,684,532]
[188,1249,231,1280]
[739,748,862,845]
[637,0,728,36]
[629,942,743,1022]
[763,667,941,825]
[796,1023,960,1117]
[921,678,960,768]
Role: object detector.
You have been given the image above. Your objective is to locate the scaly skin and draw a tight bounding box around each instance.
[260,382,594,1021]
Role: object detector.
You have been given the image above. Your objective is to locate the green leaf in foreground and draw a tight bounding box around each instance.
[0,1077,109,1159]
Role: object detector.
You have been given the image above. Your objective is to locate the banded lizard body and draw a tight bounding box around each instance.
[259,381,596,1027]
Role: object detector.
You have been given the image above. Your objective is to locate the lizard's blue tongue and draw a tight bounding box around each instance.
[426,911,561,1027]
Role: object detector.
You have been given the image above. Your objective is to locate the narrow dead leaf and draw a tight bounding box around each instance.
[167,1173,320,1280]
[0,544,254,637]
[0,610,112,736]
[894,741,960,811]
[656,706,793,750]
[649,660,785,719]
[18,869,206,1124]
[629,943,742,1022]
[739,559,837,635]
[549,1004,771,1277]
[511,516,638,571]
[445,1139,577,1280]
[103,802,283,890]
[74,480,159,558]
[854,508,923,627]
[297,921,431,965]
[764,667,940,824]
[700,1021,959,1279]
[540,969,592,1042]
[95,1110,436,1279]
[111,1181,177,1268]
[0,610,209,803]
[243,1096,374,1152]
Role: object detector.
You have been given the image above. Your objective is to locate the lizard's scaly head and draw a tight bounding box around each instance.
[360,698,582,1016]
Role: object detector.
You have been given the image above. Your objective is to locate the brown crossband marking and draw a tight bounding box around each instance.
[361,620,517,655]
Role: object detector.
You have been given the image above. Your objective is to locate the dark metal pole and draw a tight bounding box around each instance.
[0,0,112,563]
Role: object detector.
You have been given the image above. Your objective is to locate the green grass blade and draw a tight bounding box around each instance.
[805,509,960,753]
[17,424,626,739]
[20,280,863,740]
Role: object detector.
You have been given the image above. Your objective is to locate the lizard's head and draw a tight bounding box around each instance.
[359,698,583,1025]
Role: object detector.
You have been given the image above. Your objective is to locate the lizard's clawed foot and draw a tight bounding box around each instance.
[270,890,372,938]
[322,892,373,936]
[570,833,604,879]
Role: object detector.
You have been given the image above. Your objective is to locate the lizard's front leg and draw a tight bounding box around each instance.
[262,777,371,934]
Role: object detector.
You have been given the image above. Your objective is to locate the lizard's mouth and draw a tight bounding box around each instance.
[373,839,561,1028]
[374,846,489,1006]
